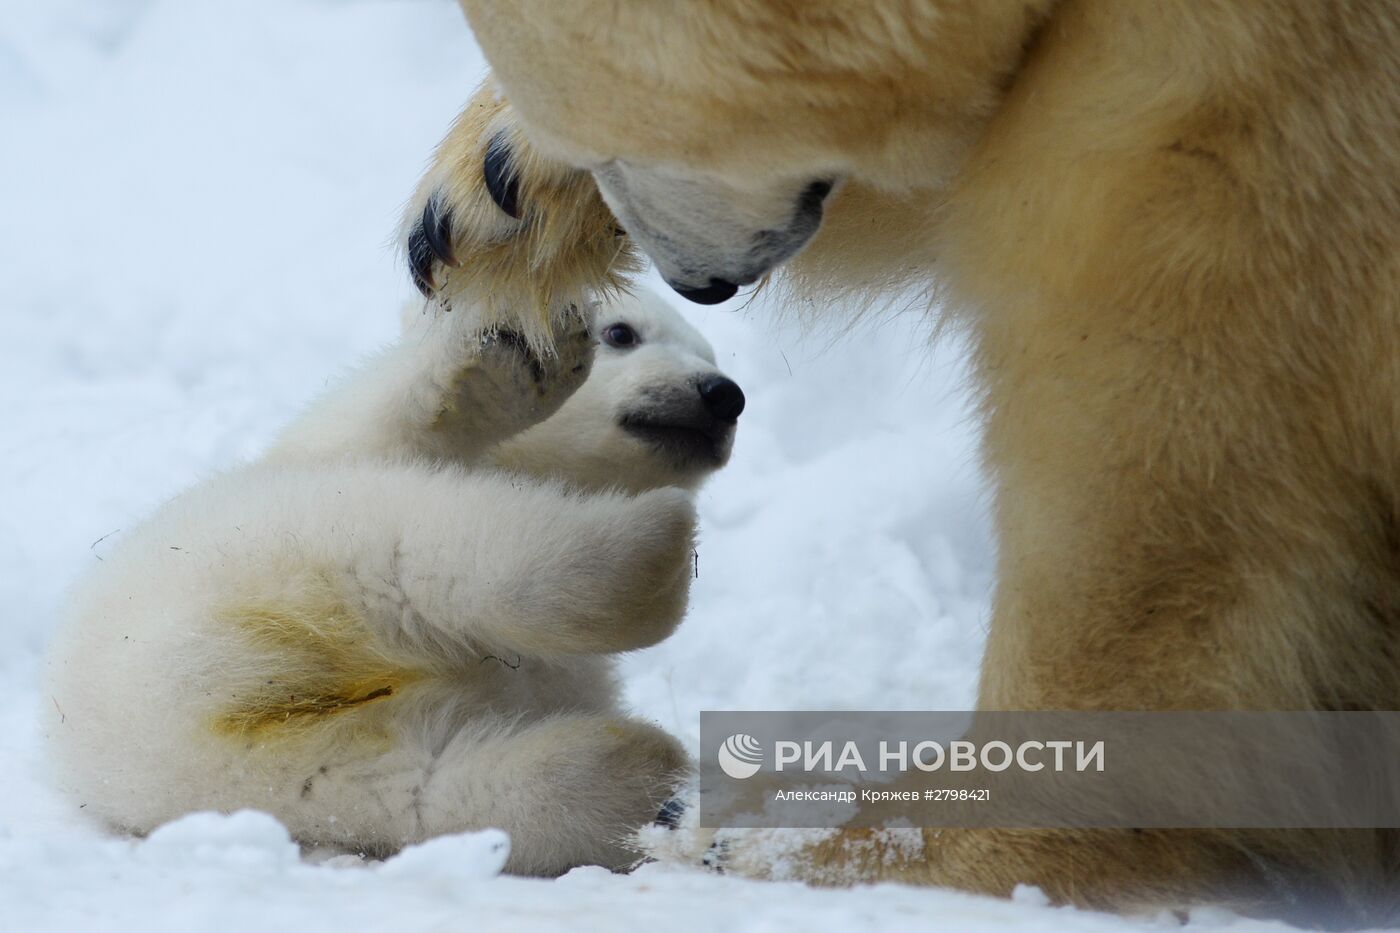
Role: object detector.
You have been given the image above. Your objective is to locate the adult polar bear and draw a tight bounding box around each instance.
[403,0,1400,921]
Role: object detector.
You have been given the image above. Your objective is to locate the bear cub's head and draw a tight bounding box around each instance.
[486,287,743,493]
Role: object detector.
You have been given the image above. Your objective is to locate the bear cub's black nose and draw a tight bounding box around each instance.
[698,375,745,423]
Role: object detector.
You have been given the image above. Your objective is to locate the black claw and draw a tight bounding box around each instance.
[654,798,685,830]
[407,225,434,297]
[484,131,521,220]
[489,329,545,383]
[408,194,457,297]
[422,196,456,266]
[492,329,529,352]
[702,840,726,874]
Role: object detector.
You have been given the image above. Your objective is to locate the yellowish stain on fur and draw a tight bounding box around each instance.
[211,573,421,741]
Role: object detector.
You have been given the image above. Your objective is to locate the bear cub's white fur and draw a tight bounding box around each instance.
[44,287,741,875]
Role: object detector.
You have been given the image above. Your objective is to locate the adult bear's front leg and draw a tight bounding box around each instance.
[402,80,638,339]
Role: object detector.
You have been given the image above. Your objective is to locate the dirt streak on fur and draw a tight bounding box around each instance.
[210,577,422,739]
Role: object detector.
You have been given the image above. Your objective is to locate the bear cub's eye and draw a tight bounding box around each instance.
[602,322,639,349]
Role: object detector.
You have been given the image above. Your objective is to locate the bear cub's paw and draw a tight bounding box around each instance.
[434,300,595,444]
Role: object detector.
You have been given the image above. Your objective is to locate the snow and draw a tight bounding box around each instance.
[0,1,1335,929]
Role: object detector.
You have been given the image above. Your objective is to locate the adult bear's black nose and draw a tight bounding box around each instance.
[698,375,745,422]
[672,278,739,305]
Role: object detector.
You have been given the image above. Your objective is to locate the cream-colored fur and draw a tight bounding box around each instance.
[402,0,1400,922]
[43,286,741,876]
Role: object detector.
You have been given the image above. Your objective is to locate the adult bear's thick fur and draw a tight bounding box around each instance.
[404,1,1400,923]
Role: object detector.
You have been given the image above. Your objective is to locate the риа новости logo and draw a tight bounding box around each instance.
[717,733,763,779]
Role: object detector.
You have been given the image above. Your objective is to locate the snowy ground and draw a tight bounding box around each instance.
[0,2,1347,930]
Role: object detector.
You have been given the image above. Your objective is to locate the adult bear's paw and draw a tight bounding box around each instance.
[639,802,846,881]
[638,788,929,886]
[402,80,639,337]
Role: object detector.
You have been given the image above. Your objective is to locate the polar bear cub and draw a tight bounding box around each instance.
[43,287,743,875]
